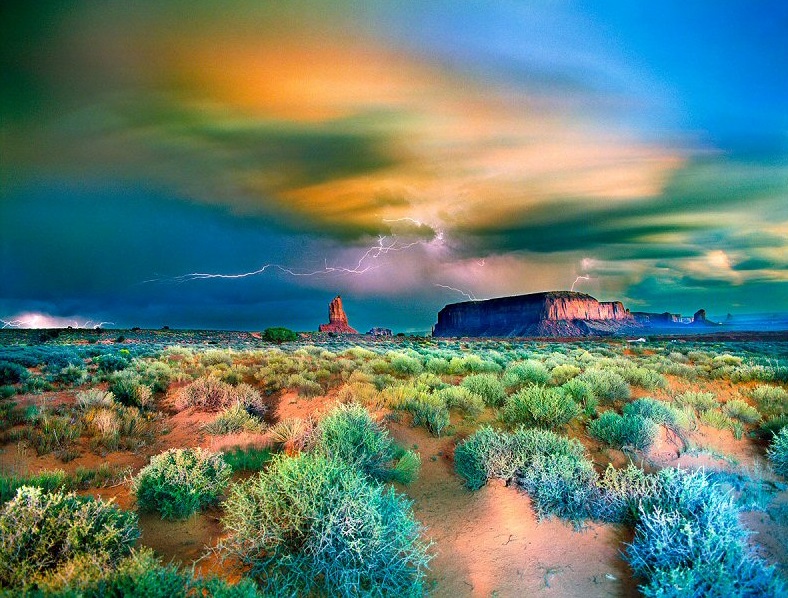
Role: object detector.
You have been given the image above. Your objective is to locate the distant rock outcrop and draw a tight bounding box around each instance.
[367,327,392,336]
[432,291,633,337]
[318,295,358,334]
[693,309,707,323]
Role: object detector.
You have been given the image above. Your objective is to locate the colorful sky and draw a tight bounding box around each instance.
[1,1,787,331]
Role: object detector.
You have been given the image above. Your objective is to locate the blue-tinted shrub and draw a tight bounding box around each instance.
[768,427,788,478]
[0,361,28,385]
[624,398,679,428]
[406,395,450,437]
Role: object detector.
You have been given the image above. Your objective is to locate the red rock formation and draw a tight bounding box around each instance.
[433,291,635,337]
[318,295,358,334]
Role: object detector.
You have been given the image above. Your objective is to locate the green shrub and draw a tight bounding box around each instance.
[436,386,485,417]
[388,353,424,376]
[27,547,261,597]
[220,454,431,597]
[550,364,581,385]
[95,354,130,373]
[262,327,298,344]
[623,398,680,428]
[502,360,550,388]
[0,487,139,588]
[723,399,761,424]
[108,370,153,409]
[562,378,597,416]
[676,391,718,413]
[501,386,580,429]
[0,361,28,385]
[461,373,506,407]
[76,389,115,410]
[406,395,450,437]
[312,403,419,482]
[751,385,788,417]
[589,412,658,451]
[699,409,733,431]
[56,364,88,386]
[204,403,265,435]
[132,448,231,520]
[768,427,788,478]
[221,446,272,473]
[577,369,630,402]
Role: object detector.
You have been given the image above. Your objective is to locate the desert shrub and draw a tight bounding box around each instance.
[625,468,783,597]
[623,398,679,428]
[22,376,52,394]
[263,327,298,344]
[589,412,658,451]
[598,463,659,524]
[425,357,451,375]
[108,370,153,409]
[286,373,323,397]
[220,453,431,597]
[562,378,597,416]
[406,394,450,437]
[388,352,423,376]
[515,451,600,522]
[55,364,88,386]
[0,361,29,385]
[436,386,485,417]
[550,364,581,385]
[0,487,139,588]
[461,373,506,407]
[676,391,718,413]
[177,377,264,414]
[27,546,261,597]
[617,365,667,391]
[723,399,761,424]
[760,415,788,439]
[204,403,265,435]
[83,403,157,453]
[312,403,419,483]
[502,360,550,388]
[135,360,173,394]
[501,386,580,430]
[453,426,512,490]
[76,388,115,410]
[200,350,234,367]
[27,412,82,457]
[221,446,272,473]
[751,385,788,417]
[95,353,130,373]
[577,369,630,402]
[269,417,313,453]
[768,427,788,478]
[699,409,733,431]
[132,448,230,520]
[0,386,15,399]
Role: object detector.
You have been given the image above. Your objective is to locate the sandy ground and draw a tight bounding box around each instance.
[2,377,787,595]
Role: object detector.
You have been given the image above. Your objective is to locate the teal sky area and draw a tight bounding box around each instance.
[1,1,787,331]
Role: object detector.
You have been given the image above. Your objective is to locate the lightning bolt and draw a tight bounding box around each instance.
[571,275,591,292]
[434,284,477,301]
[146,234,426,284]
[1,318,30,329]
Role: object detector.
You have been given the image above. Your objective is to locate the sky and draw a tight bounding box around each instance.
[1,0,787,332]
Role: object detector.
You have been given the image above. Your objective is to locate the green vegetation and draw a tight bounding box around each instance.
[204,403,266,435]
[0,487,139,589]
[220,453,431,597]
[461,373,506,406]
[589,412,658,451]
[132,448,231,520]
[501,385,580,429]
[768,427,788,478]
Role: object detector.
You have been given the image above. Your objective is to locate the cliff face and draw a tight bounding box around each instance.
[433,291,633,337]
[318,296,358,334]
